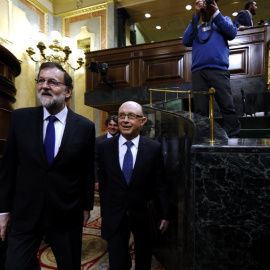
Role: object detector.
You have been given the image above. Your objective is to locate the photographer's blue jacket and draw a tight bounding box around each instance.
[182,12,237,72]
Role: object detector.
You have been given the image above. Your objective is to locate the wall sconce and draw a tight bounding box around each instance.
[26,31,84,70]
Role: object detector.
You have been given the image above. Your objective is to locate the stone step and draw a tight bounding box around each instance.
[215,116,270,138]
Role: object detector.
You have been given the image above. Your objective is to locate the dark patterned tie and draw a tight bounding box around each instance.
[44,115,57,165]
[122,141,133,184]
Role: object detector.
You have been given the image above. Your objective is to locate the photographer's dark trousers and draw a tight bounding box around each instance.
[192,68,241,138]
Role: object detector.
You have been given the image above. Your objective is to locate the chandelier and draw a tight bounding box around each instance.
[26,31,84,70]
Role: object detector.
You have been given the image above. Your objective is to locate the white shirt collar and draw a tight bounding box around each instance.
[119,134,140,149]
[107,132,113,138]
[43,106,68,124]
[246,10,253,18]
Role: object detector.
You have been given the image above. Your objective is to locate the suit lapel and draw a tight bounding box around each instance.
[113,136,124,177]
[31,107,47,164]
[53,108,77,163]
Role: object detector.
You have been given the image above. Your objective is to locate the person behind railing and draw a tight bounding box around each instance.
[234,1,258,31]
[182,0,241,138]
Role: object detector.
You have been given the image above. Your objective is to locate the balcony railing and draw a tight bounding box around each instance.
[148,87,216,142]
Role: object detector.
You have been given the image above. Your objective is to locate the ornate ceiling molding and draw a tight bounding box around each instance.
[26,0,53,14]
[58,3,107,19]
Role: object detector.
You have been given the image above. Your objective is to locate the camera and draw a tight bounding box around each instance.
[88,62,115,88]
[89,62,108,74]
[200,0,217,12]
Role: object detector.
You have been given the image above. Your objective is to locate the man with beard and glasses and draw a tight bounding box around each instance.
[0,62,96,270]
[182,0,241,138]
[234,1,258,30]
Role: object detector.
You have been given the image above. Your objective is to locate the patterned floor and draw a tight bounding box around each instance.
[39,197,165,269]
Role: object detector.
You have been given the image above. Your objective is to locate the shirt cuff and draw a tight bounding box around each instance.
[0,213,9,215]
[212,10,220,20]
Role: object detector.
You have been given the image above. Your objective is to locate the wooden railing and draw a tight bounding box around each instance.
[85,26,270,113]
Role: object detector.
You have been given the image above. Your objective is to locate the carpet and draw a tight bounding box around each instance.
[38,201,165,269]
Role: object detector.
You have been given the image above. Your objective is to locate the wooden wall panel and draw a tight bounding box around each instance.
[142,57,184,84]
[108,62,131,86]
[229,47,248,75]
[132,59,141,86]
[85,26,270,93]
[252,43,264,76]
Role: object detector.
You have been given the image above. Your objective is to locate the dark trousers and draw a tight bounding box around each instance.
[0,238,7,269]
[5,213,83,270]
[192,69,241,137]
[107,214,153,270]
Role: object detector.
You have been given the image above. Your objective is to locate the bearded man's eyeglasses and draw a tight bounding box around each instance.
[35,78,66,88]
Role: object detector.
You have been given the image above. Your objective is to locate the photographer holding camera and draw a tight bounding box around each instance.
[182,0,241,138]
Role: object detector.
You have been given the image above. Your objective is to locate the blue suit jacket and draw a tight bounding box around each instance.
[234,10,253,28]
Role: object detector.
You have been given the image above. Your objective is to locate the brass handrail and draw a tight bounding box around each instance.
[148,87,216,142]
[267,42,270,90]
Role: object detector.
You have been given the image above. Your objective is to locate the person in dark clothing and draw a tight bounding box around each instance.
[97,101,171,270]
[0,62,95,270]
[234,1,258,30]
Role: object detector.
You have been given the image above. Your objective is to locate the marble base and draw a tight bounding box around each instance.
[190,139,270,270]
[142,105,270,270]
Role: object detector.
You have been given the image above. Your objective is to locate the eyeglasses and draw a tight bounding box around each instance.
[118,113,144,120]
[35,78,66,88]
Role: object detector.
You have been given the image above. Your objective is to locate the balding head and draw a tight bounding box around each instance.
[118,101,147,140]
[118,101,144,115]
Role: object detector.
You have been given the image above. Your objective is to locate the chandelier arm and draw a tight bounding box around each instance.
[65,58,84,71]
[62,46,72,63]
[37,42,48,61]
[26,47,40,63]
[28,55,40,63]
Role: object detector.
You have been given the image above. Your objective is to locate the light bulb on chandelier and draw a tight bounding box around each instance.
[26,30,84,71]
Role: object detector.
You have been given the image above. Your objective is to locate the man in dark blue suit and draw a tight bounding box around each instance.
[234,1,258,30]
[97,101,170,270]
[0,62,95,270]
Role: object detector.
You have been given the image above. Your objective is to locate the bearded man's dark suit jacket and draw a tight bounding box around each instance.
[234,10,253,28]
[0,106,95,266]
[97,135,170,269]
